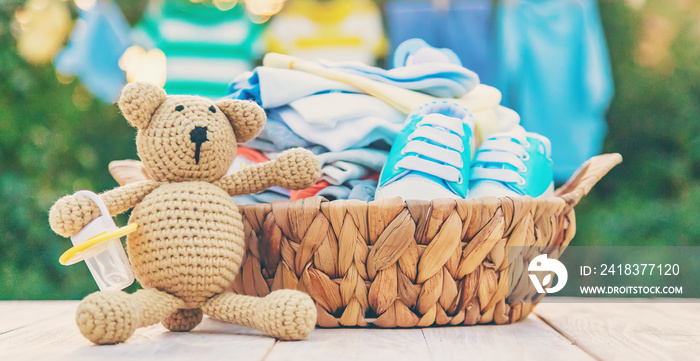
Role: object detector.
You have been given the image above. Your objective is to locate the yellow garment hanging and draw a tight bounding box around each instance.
[266,0,386,65]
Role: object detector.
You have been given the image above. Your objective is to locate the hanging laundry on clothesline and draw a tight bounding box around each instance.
[132,0,264,99]
[265,0,386,65]
[55,0,131,103]
[385,0,497,86]
[497,0,613,181]
[14,0,72,65]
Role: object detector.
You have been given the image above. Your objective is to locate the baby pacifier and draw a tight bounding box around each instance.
[59,190,137,291]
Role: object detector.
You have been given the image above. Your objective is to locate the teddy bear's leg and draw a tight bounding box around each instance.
[162,308,204,332]
[201,290,317,341]
[76,288,184,345]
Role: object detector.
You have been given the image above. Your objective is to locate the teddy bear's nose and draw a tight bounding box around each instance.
[190,126,208,164]
[190,126,208,144]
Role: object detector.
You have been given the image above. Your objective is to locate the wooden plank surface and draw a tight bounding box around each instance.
[0,301,76,334]
[0,303,276,361]
[267,328,431,361]
[422,316,594,361]
[0,299,698,361]
[535,298,700,361]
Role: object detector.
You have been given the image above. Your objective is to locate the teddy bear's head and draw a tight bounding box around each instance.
[118,82,265,183]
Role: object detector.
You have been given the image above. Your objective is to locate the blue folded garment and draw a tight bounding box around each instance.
[318,148,389,172]
[347,180,378,202]
[233,191,289,205]
[315,186,352,202]
[244,116,314,151]
[316,57,479,98]
[315,180,378,202]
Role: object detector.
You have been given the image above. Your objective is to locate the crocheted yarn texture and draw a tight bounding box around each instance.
[49,82,321,344]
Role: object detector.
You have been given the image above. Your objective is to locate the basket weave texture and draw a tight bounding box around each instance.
[231,153,622,327]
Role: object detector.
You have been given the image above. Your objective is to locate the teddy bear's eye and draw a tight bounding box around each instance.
[209,105,216,113]
[175,105,184,112]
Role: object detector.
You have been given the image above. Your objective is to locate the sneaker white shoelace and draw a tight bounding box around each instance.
[471,131,530,186]
[394,114,466,184]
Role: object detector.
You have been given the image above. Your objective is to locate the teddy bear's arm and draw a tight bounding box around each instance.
[214,148,321,197]
[49,180,161,238]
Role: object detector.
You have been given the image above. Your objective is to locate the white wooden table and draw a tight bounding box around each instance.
[1,298,698,361]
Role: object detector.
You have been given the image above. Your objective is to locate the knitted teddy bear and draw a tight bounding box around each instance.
[49,82,321,345]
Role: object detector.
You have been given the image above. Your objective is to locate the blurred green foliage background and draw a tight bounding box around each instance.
[1,0,699,300]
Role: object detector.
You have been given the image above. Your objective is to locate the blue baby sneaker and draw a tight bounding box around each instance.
[468,125,554,198]
[375,101,475,201]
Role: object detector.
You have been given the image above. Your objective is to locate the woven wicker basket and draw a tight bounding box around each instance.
[229,153,622,327]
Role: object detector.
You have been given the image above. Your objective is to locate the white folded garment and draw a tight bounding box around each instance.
[289,93,404,127]
[321,161,369,185]
[271,106,404,152]
[230,67,357,108]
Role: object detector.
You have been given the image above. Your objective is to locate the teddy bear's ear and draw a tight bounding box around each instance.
[216,99,266,143]
[118,82,167,130]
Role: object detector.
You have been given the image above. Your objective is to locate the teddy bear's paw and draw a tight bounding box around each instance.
[49,194,99,237]
[274,148,321,190]
[162,308,203,332]
[258,289,317,340]
[76,291,141,345]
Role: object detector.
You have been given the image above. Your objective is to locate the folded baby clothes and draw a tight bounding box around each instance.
[290,180,331,201]
[288,93,405,127]
[315,57,479,98]
[314,180,378,201]
[321,161,369,186]
[233,192,290,206]
[262,53,505,146]
[243,116,314,152]
[132,0,262,99]
[317,148,389,171]
[230,74,417,150]
[497,0,613,180]
[269,106,404,152]
[265,0,386,65]
[228,67,358,108]
[347,180,378,201]
[315,185,351,201]
[229,61,480,113]
[316,148,388,184]
[55,0,131,103]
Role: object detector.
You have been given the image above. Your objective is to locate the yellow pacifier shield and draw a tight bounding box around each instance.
[59,223,138,266]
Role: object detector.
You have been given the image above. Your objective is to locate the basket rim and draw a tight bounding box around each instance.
[239,153,623,211]
[239,194,567,210]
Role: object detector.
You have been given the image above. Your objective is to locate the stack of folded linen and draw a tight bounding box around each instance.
[225,39,520,204]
